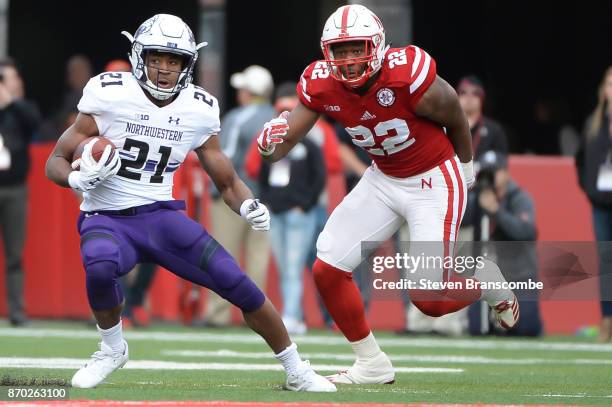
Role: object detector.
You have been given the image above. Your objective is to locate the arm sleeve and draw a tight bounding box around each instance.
[406,46,437,109]
[494,190,537,240]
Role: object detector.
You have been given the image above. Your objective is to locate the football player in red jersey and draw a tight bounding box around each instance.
[257,5,519,384]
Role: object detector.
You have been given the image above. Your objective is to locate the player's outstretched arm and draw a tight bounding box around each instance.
[196,136,270,231]
[45,113,99,188]
[257,101,319,162]
[414,75,475,187]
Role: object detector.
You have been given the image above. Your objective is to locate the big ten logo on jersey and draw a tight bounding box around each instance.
[387,49,408,69]
[311,62,330,79]
[346,118,414,156]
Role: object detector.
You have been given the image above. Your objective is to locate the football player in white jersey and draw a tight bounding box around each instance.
[45,14,335,393]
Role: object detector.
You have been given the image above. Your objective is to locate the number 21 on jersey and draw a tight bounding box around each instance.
[346,118,414,156]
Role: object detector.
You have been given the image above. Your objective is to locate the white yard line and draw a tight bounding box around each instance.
[1,327,611,352]
[0,357,462,373]
[524,393,612,399]
[160,349,612,365]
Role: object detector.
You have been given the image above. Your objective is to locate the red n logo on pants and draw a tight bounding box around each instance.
[421,177,432,189]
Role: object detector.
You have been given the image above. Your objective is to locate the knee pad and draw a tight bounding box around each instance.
[81,232,123,311]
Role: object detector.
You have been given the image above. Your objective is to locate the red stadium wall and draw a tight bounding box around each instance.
[0,145,601,334]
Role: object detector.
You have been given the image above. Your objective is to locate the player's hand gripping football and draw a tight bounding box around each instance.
[257,111,290,156]
[68,139,121,192]
[240,198,270,231]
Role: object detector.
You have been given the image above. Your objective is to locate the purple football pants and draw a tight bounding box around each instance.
[77,200,265,312]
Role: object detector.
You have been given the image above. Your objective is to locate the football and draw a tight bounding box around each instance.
[71,136,116,170]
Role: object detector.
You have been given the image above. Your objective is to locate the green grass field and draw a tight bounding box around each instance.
[0,320,611,406]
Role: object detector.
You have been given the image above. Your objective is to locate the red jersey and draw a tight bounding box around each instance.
[297,45,455,178]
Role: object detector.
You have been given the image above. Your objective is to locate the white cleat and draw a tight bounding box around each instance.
[71,341,129,388]
[285,360,337,392]
[327,352,395,384]
[492,294,520,330]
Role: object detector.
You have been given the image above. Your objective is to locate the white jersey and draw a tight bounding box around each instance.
[77,72,220,211]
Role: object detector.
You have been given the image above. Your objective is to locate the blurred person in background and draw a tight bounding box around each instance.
[245,82,327,334]
[458,75,509,241]
[468,151,542,337]
[202,65,275,327]
[38,54,93,141]
[575,66,612,342]
[0,58,41,326]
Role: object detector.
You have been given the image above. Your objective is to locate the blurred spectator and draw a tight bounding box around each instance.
[0,58,41,326]
[104,59,131,73]
[468,151,542,336]
[202,65,275,327]
[526,96,579,156]
[458,75,509,238]
[38,54,93,141]
[122,263,156,328]
[575,65,612,342]
[245,83,343,332]
[458,76,508,163]
[246,82,325,334]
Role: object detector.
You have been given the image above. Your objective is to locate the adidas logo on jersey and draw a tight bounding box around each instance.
[360,111,376,121]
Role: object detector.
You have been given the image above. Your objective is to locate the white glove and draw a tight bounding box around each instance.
[257,111,289,156]
[240,199,270,231]
[461,159,475,190]
[68,140,121,192]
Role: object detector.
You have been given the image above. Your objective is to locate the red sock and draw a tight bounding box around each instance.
[411,276,481,317]
[312,258,370,342]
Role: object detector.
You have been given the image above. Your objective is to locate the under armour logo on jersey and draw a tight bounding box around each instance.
[360,111,376,121]
[421,177,432,189]
[168,117,180,125]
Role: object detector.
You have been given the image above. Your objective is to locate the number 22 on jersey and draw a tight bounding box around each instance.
[346,118,414,156]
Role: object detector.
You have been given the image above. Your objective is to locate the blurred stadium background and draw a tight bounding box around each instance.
[0,0,611,405]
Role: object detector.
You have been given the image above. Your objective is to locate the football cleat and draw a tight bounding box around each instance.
[71,341,129,388]
[492,294,520,330]
[285,360,337,392]
[327,352,395,384]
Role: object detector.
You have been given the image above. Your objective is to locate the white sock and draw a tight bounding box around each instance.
[97,320,126,354]
[473,259,513,305]
[350,331,382,360]
[274,342,301,375]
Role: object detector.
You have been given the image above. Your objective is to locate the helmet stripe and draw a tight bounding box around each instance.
[340,5,351,37]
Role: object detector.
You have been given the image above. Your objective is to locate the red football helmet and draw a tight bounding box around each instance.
[320,5,388,89]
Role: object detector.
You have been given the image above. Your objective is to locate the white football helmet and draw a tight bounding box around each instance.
[121,14,208,100]
[320,5,389,88]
